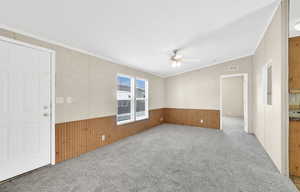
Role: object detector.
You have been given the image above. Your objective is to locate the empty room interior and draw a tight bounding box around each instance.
[1,0,300,191]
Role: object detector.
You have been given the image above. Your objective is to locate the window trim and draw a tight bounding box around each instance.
[263,61,272,106]
[116,74,149,125]
[116,73,135,125]
[135,77,149,121]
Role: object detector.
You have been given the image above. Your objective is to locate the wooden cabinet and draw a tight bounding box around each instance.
[290,120,300,176]
[289,37,300,92]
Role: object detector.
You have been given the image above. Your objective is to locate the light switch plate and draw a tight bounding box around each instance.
[56,97,64,104]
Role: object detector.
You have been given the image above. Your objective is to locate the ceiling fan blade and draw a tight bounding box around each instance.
[182,58,202,62]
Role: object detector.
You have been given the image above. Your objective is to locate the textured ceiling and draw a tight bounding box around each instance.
[0,0,280,77]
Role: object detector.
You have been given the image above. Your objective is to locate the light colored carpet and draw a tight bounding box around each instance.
[0,118,297,192]
[222,116,245,133]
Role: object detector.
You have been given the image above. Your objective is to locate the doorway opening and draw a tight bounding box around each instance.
[220,74,248,133]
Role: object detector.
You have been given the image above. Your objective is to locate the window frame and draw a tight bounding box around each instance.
[263,61,272,106]
[135,77,149,121]
[116,74,135,125]
[116,74,149,125]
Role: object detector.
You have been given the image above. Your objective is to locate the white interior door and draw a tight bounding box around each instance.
[0,39,51,181]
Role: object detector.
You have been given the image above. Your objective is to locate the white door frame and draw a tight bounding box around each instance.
[220,73,249,133]
[0,36,56,165]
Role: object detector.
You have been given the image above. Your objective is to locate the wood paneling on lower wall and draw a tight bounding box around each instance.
[55,108,220,163]
[55,109,164,163]
[164,108,220,129]
[290,120,300,176]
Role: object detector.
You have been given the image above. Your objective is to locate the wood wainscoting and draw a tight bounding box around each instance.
[55,108,220,163]
[55,108,164,163]
[164,108,220,129]
[290,120,300,177]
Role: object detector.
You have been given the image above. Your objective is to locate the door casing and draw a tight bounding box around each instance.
[220,73,249,133]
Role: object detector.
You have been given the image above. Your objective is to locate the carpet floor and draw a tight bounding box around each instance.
[0,117,297,192]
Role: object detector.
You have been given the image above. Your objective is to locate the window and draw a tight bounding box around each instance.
[117,75,134,124]
[135,78,148,120]
[117,74,148,124]
[263,62,272,105]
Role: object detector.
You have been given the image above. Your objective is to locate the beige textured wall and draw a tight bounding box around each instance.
[0,28,165,123]
[165,56,253,131]
[252,1,288,174]
[222,76,244,117]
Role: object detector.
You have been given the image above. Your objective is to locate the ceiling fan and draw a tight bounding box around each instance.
[170,49,183,68]
[169,49,203,68]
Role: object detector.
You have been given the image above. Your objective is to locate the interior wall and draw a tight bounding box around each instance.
[0,28,165,124]
[164,56,253,132]
[222,76,244,117]
[252,1,288,174]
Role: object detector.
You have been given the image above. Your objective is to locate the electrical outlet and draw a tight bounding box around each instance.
[160,117,164,122]
[66,97,73,104]
[101,135,106,141]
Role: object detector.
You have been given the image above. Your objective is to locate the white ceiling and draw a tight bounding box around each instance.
[0,0,280,77]
[290,0,300,37]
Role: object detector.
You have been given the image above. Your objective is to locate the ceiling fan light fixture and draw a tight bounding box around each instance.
[171,49,182,68]
[172,61,178,68]
[171,60,181,68]
[174,54,183,60]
